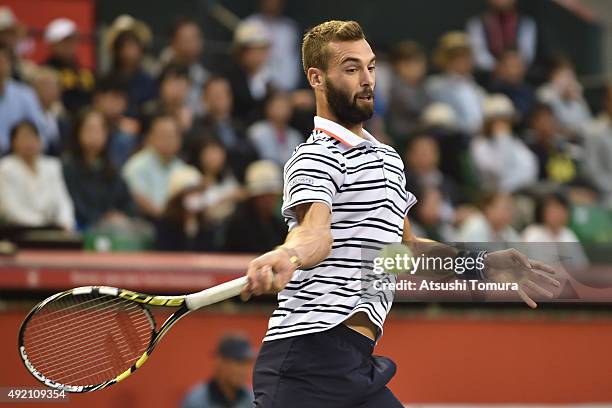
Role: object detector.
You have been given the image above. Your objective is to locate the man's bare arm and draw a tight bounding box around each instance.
[241,202,333,299]
[400,217,559,307]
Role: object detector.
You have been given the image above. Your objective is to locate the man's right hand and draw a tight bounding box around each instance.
[241,248,300,301]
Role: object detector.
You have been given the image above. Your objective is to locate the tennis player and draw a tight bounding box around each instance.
[242,20,559,407]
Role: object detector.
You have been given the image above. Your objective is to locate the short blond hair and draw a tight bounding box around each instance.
[301,20,366,74]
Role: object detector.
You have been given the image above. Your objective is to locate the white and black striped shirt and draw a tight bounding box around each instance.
[264,116,417,342]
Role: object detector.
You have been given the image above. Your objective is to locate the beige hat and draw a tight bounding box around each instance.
[422,103,457,128]
[44,18,77,44]
[483,94,515,119]
[103,14,152,51]
[245,160,282,196]
[433,31,471,69]
[0,7,17,31]
[167,166,203,199]
[234,20,270,48]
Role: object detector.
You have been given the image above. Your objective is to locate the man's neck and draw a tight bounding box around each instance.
[216,379,238,404]
[0,77,7,94]
[316,106,364,137]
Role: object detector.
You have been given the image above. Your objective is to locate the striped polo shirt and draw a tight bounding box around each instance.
[264,116,417,342]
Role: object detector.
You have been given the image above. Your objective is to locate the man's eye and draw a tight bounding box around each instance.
[345,68,357,73]
[368,66,376,72]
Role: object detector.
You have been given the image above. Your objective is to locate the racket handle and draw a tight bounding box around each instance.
[185,275,249,310]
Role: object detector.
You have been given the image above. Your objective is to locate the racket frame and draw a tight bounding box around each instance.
[18,276,248,393]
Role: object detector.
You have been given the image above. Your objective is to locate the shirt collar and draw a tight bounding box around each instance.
[313,116,380,148]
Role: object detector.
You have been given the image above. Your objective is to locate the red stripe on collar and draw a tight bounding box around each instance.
[314,127,354,147]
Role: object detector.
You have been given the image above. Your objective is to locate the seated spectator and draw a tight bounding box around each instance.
[31,67,71,156]
[43,18,94,114]
[471,94,537,192]
[523,103,583,186]
[247,91,303,167]
[180,334,254,408]
[224,20,273,123]
[0,121,75,230]
[155,166,217,252]
[420,103,471,184]
[245,0,301,91]
[186,75,257,181]
[92,76,139,168]
[158,17,208,114]
[0,44,46,154]
[222,161,287,253]
[62,110,135,230]
[123,115,186,219]
[487,48,535,125]
[584,85,612,206]
[0,6,34,81]
[408,186,456,242]
[537,57,592,138]
[188,137,243,224]
[466,0,537,72]
[142,63,193,133]
[522,192,589,271]
[104,15,157,119]
[387,40,431,141]
[456,191,520,242]
[404,134,461,208]
[426,31,486,135]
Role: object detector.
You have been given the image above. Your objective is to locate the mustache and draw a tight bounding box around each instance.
[355,88,374,98]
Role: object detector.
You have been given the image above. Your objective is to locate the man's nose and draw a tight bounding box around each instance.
[360,68,374,88]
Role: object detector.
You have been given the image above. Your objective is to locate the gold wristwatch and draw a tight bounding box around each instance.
[277,246,303,268]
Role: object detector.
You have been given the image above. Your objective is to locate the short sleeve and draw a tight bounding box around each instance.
[281,142,345,228]
[405,190,417,216]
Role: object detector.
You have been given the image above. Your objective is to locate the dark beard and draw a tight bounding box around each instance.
[325,80,374,127]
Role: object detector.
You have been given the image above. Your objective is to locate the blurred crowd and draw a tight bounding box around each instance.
[0,0,609,262]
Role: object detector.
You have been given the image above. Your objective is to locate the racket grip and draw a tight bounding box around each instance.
[185,275,249,310]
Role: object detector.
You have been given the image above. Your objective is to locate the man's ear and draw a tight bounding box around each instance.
[307,67,324,89]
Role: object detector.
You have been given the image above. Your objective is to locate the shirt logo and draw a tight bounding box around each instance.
[289,176,315,188]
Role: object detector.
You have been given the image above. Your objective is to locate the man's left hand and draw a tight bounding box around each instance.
[483,248,561,308]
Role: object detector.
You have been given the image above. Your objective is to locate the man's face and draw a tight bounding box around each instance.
[496,51,525,83]
[0,50,12,81]
[93,91,127,121]
[161,76,189,106]
[407,136,439,172]
[215,357,252,390]
[149,118,181,158]
[488,0,515,11]
[240,45,269,73]
[319,39,376,127]
[173,24,203,63]
[204,79,233,117]
[51,35,78,62]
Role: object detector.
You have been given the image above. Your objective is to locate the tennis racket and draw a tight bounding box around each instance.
[18,276,248,393]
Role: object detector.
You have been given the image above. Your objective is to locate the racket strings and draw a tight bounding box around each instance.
[22,293,153,387]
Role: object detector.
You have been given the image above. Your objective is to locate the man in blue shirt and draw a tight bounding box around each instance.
[0,44,46,154]
[180,334,255,408]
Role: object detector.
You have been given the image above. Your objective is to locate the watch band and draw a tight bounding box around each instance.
[277,246,303,268]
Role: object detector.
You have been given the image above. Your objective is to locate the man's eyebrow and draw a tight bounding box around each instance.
[339,56,377,65]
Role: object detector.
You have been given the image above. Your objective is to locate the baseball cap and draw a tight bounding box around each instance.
[0,7,17,31]
[245,160,282,197]
[217,334,255,361]
[234,20,270,48]
[167,165,203,199]
[483,94,515,119]
[44,18,77,44]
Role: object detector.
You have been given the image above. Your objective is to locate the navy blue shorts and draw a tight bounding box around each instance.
[253,324,403,408]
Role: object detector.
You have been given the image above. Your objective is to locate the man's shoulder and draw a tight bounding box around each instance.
[180,382,209,408]
[123,149,151,173]
[292,131,344,159]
